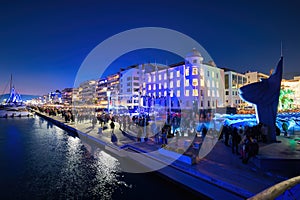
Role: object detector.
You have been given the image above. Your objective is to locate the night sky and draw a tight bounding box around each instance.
[1,0,300,95]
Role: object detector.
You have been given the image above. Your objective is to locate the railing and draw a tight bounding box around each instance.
[247,176,300,200]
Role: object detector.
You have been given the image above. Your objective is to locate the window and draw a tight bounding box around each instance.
[216,82,219,88]
[232,91,235,95]
[207,80,210,87]
[225,74,229,89]
[159,84,162,89]
[133,82,139,86]
[164,91,167,96]
[185,68,189,76]
[177,90,180,97]
[177,71,180,77]
[212,81,215,88]
[148,85,151,90]
[217,90,220,97]
[133,77,139,80]
[192,78,198,86]
[159,74,162,80]
[208,89,211,97]
[192,68,198,75]
[170,72,173,79]
[208,100,210,107]
[207,71,210,77]
[185,79,189,87]
[193,59,197,64]
[153,75,156,82]
[176,80,180,87]
[164,73,167,80]
[193,89,198,96]
[158,92,161,97]
[148,76,151,82]
[170,90,173,97]
[212,90,215,97]
[153,84,156,90]
[185,90,189,96]
[212,101,215,107]
[216,73,219,79]
[200,79,204,87]
[164,82,167,88]
[127,77,131,81]
[200,90,203,96]
[225,91,229,95]
[127,88,131,92]
[153,93,156,97]
[170,81,173,88]
[127,82,131,86]
[212,71,215,78]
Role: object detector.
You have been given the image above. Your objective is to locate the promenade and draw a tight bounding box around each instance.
[33,110,298,200]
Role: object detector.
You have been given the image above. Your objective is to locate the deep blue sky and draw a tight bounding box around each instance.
[1,0,300,95]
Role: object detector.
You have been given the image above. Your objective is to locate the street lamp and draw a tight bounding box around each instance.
[107,90,111,113]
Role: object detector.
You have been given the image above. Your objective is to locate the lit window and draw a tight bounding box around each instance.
[159,84,161,89]
[208,89,211,97]
[159,74,162,80]
[164,82,167,88]
[192,68,198,75]
[164,91,167,96]
[170,90,173,97]
[212,81,215,88]
[185,68,189,76]
[192,78,198,86]
[159,92,161,97]
[212,90,215,97]
[143,82,146,88]
[170,72,173,79]
[177,90,180,97]
[153,84,156,90]
[148,85,151,90]
[207,80,210,87]
[164,73,167,80]
[217,90,219,97]
[193,89,198,96]
[148,76,151,82]
[216,82,219,88]
[153,93,156,97]
[200,68,204,76]
[153,75,156,82]
[201,79,204,86]
[185,90,189,96]
[177,80,180,87]
[170,81,173,88]
[185,79,189,87]
[212,71,215,78]
[177,71,180,77]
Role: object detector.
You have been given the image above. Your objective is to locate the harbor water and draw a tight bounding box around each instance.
[0,116,201,199]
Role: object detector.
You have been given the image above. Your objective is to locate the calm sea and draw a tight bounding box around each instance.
[0,116,200,200]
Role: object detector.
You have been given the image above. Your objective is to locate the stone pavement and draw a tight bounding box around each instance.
[35,111,295,199]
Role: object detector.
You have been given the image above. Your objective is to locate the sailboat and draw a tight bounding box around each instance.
[0,75,33,118]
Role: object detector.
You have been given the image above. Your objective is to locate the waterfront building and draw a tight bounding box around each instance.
[79,79,97,105]
[223,69,248,108]
[245,71,269,84]
[141,49,225,111]
[119,66,140,109]
[106,73,120,110]
[47,90,62,104]
[96,78,108,108]
[61,88,73,105]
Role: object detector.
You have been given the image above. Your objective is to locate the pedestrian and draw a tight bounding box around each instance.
[110,121,115,133]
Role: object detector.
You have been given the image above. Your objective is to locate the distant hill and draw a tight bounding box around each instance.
[0,94,41,103]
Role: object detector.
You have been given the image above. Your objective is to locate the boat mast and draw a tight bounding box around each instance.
[10,74,12,92]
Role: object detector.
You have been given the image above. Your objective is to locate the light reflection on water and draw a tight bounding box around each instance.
[0,116,130,200]
[0,116,201,200]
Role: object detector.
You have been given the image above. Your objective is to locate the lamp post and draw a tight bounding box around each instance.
[107,90,111,114]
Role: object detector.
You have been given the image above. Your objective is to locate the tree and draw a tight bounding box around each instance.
[278,88,295,110]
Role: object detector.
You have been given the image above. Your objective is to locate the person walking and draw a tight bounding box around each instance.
[110,121,115,134]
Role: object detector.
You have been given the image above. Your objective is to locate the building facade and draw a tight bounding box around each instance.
[79,79,97,104]
[224,70,248,108]
[141,49,225,111]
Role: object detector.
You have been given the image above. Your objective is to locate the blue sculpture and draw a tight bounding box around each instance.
[239,57,283,143]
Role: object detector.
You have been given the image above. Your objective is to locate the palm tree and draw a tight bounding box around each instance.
[279,88,295,110]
